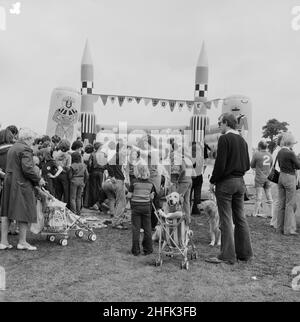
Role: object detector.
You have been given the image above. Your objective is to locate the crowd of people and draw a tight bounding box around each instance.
[0,112,299,262]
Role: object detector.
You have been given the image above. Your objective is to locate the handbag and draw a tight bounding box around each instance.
[268,156,279,184]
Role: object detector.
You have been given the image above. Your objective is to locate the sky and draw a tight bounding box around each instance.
[1,0,300,151]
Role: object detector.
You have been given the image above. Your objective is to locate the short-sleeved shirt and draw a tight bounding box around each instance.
[250,150,273,187]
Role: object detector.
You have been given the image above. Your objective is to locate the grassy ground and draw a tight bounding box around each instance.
[0,188,299,302]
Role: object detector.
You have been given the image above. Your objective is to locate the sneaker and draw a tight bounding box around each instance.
[17,243,37,251]
[256,213,267,218]
[112,225,128,230]
[89,204,99,211]
[0,243,13,250]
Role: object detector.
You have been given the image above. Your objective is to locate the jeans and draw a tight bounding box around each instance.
[102,179,126,226]
[69,181,84,215]
[131,203,153,255]
[277,172,297,234]
[254,181,273,216]
[215,177,253,263]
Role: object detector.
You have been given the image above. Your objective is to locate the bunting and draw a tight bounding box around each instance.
[118,96,125,106]
[152,99,159,107]
[100,95,108,105]
[186,101,194,112]
[160,100,168,109]
[144,98,151,106]
[178,101,185,111]
[135,97,142,104]
[109,96,116,104]
[93,93,224,112]
[169,100,176,112]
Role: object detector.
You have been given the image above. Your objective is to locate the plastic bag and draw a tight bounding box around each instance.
[30,199,45,234]
[43,198,67,233]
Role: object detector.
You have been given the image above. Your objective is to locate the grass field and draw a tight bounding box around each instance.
[0,189,299,302]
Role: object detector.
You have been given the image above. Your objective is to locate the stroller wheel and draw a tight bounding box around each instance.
[190,252,198,260]
[59,239,68,246]
[181,261,189,270]
[75,230,84,238]
[47,235,56,242]
[88,233,97,242]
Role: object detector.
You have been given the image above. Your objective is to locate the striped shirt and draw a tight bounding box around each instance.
[129,178,155,205]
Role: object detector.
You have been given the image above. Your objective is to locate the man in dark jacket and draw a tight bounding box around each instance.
[206,113,253,265]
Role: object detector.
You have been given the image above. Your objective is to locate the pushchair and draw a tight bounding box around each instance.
[152,202,197,270]
[31,188,97,246]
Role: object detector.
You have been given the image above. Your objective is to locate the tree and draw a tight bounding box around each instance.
[262,119,289,153]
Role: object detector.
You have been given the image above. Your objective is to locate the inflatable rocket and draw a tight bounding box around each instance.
[80,39,97,144]
[190,42,209,144]
[194,42,208,115]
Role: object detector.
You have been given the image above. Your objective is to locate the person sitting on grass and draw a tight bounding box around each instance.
[127,163,156,256]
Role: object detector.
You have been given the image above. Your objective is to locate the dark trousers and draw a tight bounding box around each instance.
[190,174,203,213]
[45,177,56,197]
[70,181,84,215]
[131,203,153,255]
[89,170,103,206]
[215,177,253,263]
[55,172,70,207]
[151,192,161,229]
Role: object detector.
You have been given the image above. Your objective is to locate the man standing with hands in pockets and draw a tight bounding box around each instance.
[206,113,253,265]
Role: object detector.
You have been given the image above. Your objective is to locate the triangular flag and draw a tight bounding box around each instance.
[213,99,219,109]
[160,100,167,109]
[178,101,185,111]
[169,100,176,112]
[194,102,202,114]
[118,96,125,107]
[152,99,159,107]
[127,97,134,103]
[186,101,194,112]
[135,97,142,104]
[110,96,116,103]
[144,98,151,106]
[100,95,108,105]
[205,101,212,109]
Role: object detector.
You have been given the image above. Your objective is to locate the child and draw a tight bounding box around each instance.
[127,163,156,256]
[68,152,89,216]
[39,149,63,196]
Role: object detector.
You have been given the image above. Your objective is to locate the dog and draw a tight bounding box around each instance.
[198,200,221,247]
[152,191,183,242]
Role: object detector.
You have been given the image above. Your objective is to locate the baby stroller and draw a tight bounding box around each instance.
[31,188,97,246]
[152,203,197,270]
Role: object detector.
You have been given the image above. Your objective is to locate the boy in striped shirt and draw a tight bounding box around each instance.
[127,163,157,256]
